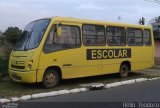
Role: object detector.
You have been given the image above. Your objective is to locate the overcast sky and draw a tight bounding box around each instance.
[0,0,159,31]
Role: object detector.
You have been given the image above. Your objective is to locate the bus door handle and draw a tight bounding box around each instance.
[63,64,72,67]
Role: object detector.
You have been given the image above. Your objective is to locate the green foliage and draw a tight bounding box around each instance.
[0,57,9,76]
[3,27,22,44]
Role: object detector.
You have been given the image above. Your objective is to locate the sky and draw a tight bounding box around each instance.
[0,0,160,31]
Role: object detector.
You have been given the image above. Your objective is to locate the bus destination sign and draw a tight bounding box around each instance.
[87,48,131,60]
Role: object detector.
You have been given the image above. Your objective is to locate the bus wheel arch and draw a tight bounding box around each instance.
[119,61,131,78]
[42,66,62,88]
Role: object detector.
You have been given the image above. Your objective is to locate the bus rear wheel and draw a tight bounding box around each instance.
[119,64,129,78]
[42,69,60,88]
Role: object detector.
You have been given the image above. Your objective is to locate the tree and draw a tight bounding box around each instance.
[0,30,4,39]
[3,27,22,44]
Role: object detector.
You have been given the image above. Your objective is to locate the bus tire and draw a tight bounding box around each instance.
[119,64,129,78]
[42,69,60,88]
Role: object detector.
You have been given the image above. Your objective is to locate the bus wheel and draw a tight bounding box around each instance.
[42,69,60,88]
[119,64,129,78]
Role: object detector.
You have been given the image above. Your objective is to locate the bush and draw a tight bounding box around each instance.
[0,57,9,77]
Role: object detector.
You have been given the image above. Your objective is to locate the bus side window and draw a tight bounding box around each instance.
[127,28,143,46]
[44,25,81,53]
[143,29,152,46]
[106,26,126,46]
[54,25,80,47]
[46,27,55,44]
[43,25,56,52]
[83,25,105,46]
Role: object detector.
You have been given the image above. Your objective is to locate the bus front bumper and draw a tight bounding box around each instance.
[9,69,37,83]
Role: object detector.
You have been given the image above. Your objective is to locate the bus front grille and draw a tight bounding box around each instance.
[11,60,25,65]
[11,65,25,69]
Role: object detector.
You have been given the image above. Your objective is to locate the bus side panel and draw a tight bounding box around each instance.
[38,47,121,80]
[131,46,154,71]
[61,62,119,79]
[38,46,154,80]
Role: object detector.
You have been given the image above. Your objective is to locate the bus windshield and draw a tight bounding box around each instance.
[14,19,50,51]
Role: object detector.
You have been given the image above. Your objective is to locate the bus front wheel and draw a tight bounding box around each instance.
[42,69,60,88]
[119,64,129,78]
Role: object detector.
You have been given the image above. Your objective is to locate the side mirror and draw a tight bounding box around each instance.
[56,26,62,37]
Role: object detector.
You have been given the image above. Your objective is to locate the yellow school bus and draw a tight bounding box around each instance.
[9,17,154,88]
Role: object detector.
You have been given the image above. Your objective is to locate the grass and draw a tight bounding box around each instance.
[0,70,159,98]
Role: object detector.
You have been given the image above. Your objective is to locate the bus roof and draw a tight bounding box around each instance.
[50,16,152,29]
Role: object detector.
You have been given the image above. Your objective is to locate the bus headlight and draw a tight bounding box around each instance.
[27,60,33,70]
[27,64,32,70]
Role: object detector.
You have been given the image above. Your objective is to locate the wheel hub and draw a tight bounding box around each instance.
[46,73,56,84]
